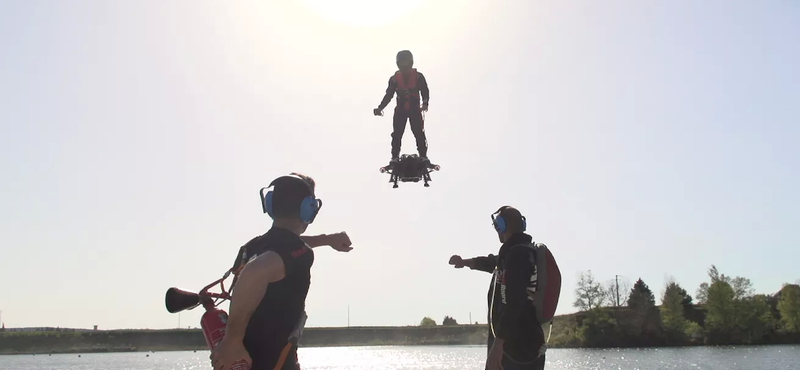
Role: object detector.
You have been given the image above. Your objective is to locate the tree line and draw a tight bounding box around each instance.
[566,265,800,347]
[419,316,461,327]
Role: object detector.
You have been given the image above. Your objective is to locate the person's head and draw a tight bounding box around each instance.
[260,172,322,235]
[491,206,527,243]
[396,50,414,71]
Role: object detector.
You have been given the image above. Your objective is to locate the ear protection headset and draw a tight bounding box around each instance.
[259,174,322,224]
[491,206,527,234]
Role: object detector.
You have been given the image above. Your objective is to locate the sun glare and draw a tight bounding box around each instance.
[299,0,428,27]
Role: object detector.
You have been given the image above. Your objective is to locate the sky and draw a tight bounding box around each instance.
[0,0,798,330]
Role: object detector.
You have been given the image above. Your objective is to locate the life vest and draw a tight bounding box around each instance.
[394,68,420,111]
[524,242,562,325]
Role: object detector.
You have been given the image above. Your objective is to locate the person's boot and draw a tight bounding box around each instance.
[389,155,399,167]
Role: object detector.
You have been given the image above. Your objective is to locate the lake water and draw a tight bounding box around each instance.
[1,345,798,369]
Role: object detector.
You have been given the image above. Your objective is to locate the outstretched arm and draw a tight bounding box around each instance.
[450,254,497,273]
[377,76,395,111]
[301,232,353,252]
[469,255,497,273]
[224,251,287,341]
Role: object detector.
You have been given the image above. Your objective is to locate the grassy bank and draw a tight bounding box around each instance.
[0,325,490,355]
[5,304,798,355]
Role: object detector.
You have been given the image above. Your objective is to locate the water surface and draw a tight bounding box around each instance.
[1,345,797,369]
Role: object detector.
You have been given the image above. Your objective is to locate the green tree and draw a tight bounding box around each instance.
[736,294,776,343]
[573,270,606,311]
[696,265,725,303]
[626,278,658,339]
[442,316,458,326]
[731,276,755,300]
[628,278,656,311]
[420,317,437,327]
[696,265,754,304]
[672,283,693,308]
[704,280,736,341]
[777,284,800,333]
[661,281,689,339]
[577,308,618,347]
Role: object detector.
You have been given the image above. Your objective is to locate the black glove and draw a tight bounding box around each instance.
[373,108,383,116]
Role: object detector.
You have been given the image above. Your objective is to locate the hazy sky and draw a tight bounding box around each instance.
[1,0,798,330]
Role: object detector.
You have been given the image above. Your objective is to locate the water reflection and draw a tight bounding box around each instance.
[0,345,797,370]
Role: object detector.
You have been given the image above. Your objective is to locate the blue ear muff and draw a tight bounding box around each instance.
[491,213,527,233]
[260,177,323,224]
[263,189,274,217]
[299,196,322,224]
[493,215,507,233]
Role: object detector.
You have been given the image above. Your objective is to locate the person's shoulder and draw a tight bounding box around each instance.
[240,232,270,257]
[271,233,311,257]
[507,242,537,261]
[243,232,267,245]
[508,243,534,255]
[268,234,305,253]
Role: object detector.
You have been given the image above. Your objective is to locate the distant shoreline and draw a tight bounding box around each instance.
[0,325,490,355]
[4,305,799,356]
[2,324,798,356]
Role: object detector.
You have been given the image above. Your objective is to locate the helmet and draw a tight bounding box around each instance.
[396,50,414,64]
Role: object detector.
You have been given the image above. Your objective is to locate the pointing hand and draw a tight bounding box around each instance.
[326,232,353,252]
[449,255,466,268]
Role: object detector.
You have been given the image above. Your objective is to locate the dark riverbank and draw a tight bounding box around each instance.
[0,325,489,355]
[2,312,798,355]
[5,278,800,356]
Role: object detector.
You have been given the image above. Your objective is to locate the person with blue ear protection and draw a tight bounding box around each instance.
[211,173,353,370]
[449,206,549,370]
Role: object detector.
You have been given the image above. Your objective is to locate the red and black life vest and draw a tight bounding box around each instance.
[394,68,420,111]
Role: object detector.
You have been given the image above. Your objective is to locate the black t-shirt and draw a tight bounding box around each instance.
[238,227,314,370]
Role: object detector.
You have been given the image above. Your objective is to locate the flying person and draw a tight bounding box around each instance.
[373,50,430,166]
[449,206,561,370]
[211,173,353,370]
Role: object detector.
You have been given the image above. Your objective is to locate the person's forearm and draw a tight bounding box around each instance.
[378,80,395,110]
[469,255,497,273]
[224,261,271,340]
[378,93,392,110]
[300,234,329,248]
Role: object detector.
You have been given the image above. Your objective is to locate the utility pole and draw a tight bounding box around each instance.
[469,312,472,325]
[615,275,620,307]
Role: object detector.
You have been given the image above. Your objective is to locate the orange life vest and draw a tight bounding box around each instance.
[394,68,420,111]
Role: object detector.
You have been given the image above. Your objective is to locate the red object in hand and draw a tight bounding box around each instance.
[166,268,253,370]
[201,307,229,350]
[202,307,252,370]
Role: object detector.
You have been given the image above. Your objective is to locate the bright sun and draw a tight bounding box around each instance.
[299,0,428,27]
